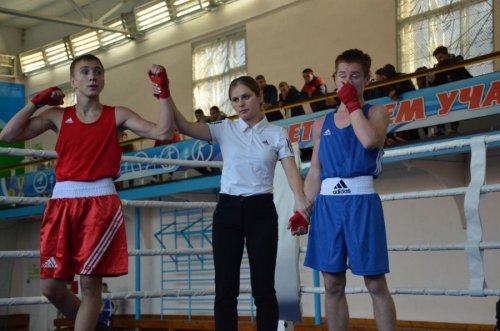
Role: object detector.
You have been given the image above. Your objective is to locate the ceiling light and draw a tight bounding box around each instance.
[99,19,127,46]
[20,50,46,73]
[135,1,170,31]
[0,54,15,68]
[71,30,100,55]
[173,0,190,5]
[44,41,71,65]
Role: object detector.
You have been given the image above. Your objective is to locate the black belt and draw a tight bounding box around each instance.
[219,193,273,203]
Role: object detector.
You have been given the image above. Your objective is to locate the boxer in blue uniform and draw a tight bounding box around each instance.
[303,49,396,331]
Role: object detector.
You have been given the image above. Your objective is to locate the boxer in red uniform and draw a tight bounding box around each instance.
[0,54,174,331]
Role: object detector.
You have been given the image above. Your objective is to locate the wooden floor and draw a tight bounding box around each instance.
[52,315,495,331]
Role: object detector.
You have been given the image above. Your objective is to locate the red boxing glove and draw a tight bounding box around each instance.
[337,82,361,114]
[31,87,64,109]
[288,211,309,236]
[148,66,170,99]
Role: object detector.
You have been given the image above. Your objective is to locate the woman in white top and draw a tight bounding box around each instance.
[150,70,309,331]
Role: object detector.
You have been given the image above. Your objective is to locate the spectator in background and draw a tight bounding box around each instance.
[278,81,305,117]
[414,66,428,89]
[300,68,328,112]
[375,64,416,100]
[427,46,472,135]
[413,66,439,138]
[194,108,209,123]
[209,106,227,122]
[427,46,472,87]
[373,64,419,145]
[256,74,283,122]
[363,78,385,101]
[362,64,416,145]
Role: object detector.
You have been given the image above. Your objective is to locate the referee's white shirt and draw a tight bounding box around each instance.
[208,116,294,196]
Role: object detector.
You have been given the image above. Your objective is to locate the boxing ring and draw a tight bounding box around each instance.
[1,131,500,329]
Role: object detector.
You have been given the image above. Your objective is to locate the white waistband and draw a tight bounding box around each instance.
[320,176,374,195]
[51,178,116,199]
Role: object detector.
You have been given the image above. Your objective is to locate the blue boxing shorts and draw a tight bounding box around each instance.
[304,176,389,276]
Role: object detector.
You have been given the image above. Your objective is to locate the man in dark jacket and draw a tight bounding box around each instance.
[427,46,472,134]
[368,64,418,145]
[278,81,305,117]
[256,74,282,122]
[427,46,472,86]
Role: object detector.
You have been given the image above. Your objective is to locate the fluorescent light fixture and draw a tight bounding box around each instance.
[99,19,127,46]
[173,0,190,5]
[135,1,170,31]
[0,54,15,68]
[137,16,170,31]
[44,41,70,65]
[175,0,210,18]
[71,30,100,55]
[20,50,46,73]
[15,0,241,76]
[177,4,201,17]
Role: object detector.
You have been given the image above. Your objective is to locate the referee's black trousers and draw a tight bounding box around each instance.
[212,193,279,331]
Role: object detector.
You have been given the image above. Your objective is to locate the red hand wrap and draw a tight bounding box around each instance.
[337,83,361,114]
[289,211,309,235]
[148,66,170,99]
[31,87,63,109]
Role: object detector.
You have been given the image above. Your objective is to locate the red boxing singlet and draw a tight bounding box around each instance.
[55,105,122,181]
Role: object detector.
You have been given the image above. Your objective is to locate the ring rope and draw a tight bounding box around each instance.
[299,242,500,254]
[0,287,252,307]
[383,133,500,158]
[0,147,223,168]
[4,284,500,307]
[0,248,214,259]
[301,287,500,296]
[1,132,499,169]
[3,184,500,207]
[3,241,500,259]
[380,184,500,201]
[0,196,217,209]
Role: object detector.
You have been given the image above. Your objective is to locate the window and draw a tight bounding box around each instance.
[397,0,493,76]
[192,30,246,118]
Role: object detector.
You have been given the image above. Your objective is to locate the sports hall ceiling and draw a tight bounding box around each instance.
[0,0,151,30]
[0,0,234,76]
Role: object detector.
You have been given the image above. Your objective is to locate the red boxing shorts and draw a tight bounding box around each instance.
[40,181,128,279]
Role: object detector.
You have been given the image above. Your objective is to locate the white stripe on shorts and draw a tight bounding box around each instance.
[80,206,123,275]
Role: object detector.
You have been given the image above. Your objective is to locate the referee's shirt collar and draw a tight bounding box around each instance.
[236,115,269,133]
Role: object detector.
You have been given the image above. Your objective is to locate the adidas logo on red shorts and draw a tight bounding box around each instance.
[42,257,58,269]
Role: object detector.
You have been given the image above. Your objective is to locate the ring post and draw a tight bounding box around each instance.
[135,207,141,319]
